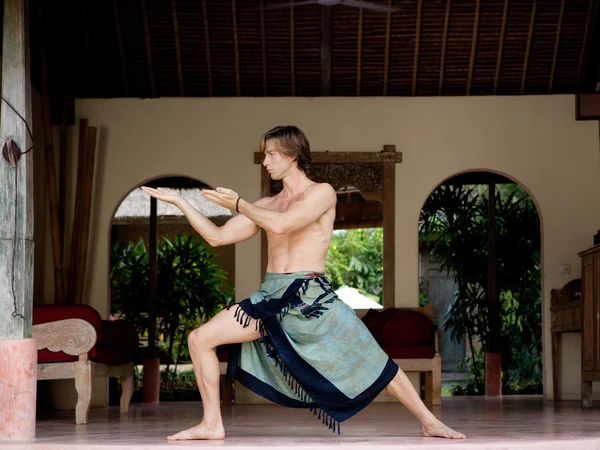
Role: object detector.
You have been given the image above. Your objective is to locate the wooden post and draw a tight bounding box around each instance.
[73,127,97,305]
[485,183,502,396]
[0,0,37,440]
[382,145,396,309]
[143,196,160,403]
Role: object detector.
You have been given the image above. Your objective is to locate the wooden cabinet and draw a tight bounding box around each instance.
[579,244,600,408]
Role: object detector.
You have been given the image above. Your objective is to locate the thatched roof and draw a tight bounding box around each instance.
[114,188,232,222]
[29,0,599,101]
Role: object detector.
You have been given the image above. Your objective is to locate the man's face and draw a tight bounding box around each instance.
[262,141,295,180]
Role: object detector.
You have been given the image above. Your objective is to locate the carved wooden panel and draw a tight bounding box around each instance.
[32,318,97,356]
[270,163,384,195]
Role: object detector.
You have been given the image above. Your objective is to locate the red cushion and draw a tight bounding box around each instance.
[33,305,104,344]
[383,346,435,359]
[361,308,398,345]
[382,310,434,347]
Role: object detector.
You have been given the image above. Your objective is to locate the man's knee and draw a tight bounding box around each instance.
[188,326,215,352]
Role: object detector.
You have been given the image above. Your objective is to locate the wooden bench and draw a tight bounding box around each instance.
[32,305,137,424]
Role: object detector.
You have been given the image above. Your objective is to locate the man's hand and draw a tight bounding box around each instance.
[202,187,240,211]
[140,186,183,206]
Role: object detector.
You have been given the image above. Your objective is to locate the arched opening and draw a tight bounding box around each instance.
[108,175,235,404]
[418,170,543,398]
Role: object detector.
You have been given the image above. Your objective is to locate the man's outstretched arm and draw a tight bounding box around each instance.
[141,186,261,246]
[203,183,336,235]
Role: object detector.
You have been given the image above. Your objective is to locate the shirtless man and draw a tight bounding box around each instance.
[141,125,465,441]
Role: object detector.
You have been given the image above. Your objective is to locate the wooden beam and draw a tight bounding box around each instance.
[112,0,129,96]
[260,0,268,95]
[577,0,600,92]
[493,0,510,95]
[172,0,184,96]
[321,5,332,96]
[357,8,364,96]
[0,0,33,337]
[383,0,392,95]
[141,0,156,97]
[521,0,538,95]
[548,0,566,94]
[438,0,452,96]
[201,0,213,96]
[382,145,396,309]
[232,0,241,96]
[576,91,600,120]
[412,0,423,96]
[467,0,481,95]
[290,0,296,96]
[254,150,403,165]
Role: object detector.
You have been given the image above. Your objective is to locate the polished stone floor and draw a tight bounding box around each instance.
[4,396,600,449]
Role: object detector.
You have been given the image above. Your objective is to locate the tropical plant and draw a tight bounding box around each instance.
[111,233,234,380]
[419,183,541,394]
[325,228,384,302]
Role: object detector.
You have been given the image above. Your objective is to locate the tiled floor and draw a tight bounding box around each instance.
[4,396,600,449]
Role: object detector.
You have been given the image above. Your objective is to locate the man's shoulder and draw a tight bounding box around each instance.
[305,182,336,199]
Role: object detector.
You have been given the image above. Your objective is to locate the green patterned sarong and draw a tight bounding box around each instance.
[226,271,398,434]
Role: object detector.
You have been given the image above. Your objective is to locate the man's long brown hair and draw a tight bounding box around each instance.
[259,125,311,172]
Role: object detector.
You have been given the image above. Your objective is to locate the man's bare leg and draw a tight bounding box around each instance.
[385,369,466,439]
[167,307,260,441]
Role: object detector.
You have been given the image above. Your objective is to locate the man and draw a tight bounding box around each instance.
[141,125,465,441]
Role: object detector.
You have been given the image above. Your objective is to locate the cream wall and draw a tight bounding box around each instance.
[36,95,600,405]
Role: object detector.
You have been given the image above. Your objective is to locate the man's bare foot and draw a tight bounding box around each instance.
[422,418,466,439]
[167,421,225,441]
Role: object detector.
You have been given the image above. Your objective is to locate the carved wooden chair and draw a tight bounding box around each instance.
[32,305,138,424]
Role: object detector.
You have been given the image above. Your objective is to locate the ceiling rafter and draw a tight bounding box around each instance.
[467,0,481,95]
[260,0,267,96]
[521,0,538,95]
[232,0,241,96]
[201,0,213,96]
[290,1,296,96]
[321,5,332,96]
[493,0,510,95]
[171,0,184,96]
[577,0,599,91]
[357,8,364,96]
[383,0,393,95]
[548,0,566,94]
[141,0,156,97]
[80,0,96,97]
[111,0,129,96]
[438,0,452,96]
[412,0,423,96]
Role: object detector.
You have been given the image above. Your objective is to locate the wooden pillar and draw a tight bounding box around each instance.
[382,145,396,309]
[0,0,37,440]
[143,196,160,403]
[485,183,502,396]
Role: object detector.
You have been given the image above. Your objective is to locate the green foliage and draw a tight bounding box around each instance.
[325,228,383,302]
[110,233,234,369]
[420,183,542,394]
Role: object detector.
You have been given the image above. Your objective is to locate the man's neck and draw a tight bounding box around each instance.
[279,169,312,198]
